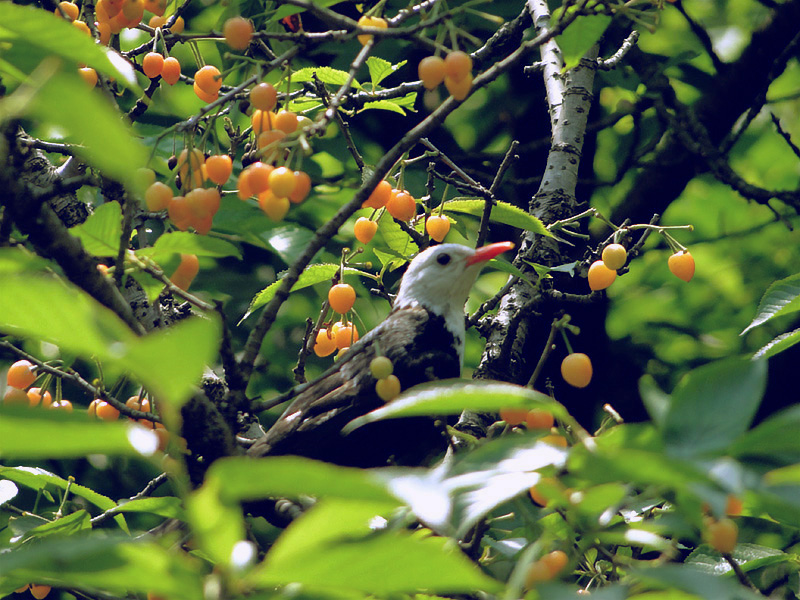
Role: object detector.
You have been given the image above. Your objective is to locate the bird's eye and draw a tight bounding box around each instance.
[437,253,451,265]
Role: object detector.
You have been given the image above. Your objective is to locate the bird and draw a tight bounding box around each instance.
[247,241,515,468]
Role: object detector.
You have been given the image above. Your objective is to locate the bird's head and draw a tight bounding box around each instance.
[394,242,515,320]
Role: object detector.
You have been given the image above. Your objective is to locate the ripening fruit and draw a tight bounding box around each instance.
[167,195,191,230]
[205,154,233,185]
[247,162,274,195]
[332,321,359,350]
[541,434,568,447]
[73,19,91,35]
[274,111,298,134]
[418,56,445,90]
[237,169,253,200]
[354,217,378,244]
[444,51,472,82]
[27,388,53,408]
[96,21,112,44]
[195,65,222,94]
[357,15,388,45]
[194,81,218,103]
[258,192,290,221]
[3,387,30,406]
[55,1,80,20]
[328,283,356,314]
[444,73,472,101]
[251,109,275,136]
[726,495,743,517]
[425,215,450,242]
[142,52,164,78]
[126,395,151,413]
[524,560,552,588]
[706,518,738,554]
[601,243,627,270]
[289,171,311,203]
[144,0,166,16]
[525,409,554,430]
[375,374,401,402]
[668,250,695,282]
[250,82,278,112]
[170,253,200,291]
[96,0,121,21]
[257,129,286,152]
[314,328,337,357]
[370,356,393,379]
[587,260,616,290]
[15,585,29,594]
[541,550,569,577]
[499,407,528,426]
[121,0,144,24]
[529,477,562,506]
[7,360,37,389]
[268,166,296,198]
[161,56,181,85]
[145,181,173,211]
[79,67,98,87]
[223,16,253,50]
[50,400,73,411]
[30,585,51,600]
[89,399,120,421]
[386,191,416,221]
[362,180,392,209]
[167,16,184,33]
[561,353,592,388]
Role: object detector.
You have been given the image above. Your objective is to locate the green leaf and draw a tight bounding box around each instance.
[291,66,362,89]
[365,57,407,88]
[69,202,122,256]
[241,265,366,322]
[639,375,671,427]
[752,327,800,360]
[553,11,611,71]
[0,273,135,360]
[730,405,800,459]
[185,476,246,567]
[444,198,551,236]
[0,465,127,532]
[21,510,91,541]
[687,543,787,575]
[0,410,140,460]
[0,4,139,89]
[247,499,502,594]
[137,231,242,260]
[204,456,400,505]
[662,358,767,458]
[114,496,184,519]
[259,224,316,264]
[633,564,763,600]
[361,99,413,115]
[31,70,146,188]
[378,209,418,258]
[123,315,221,407]
[741,273,800,335]
[343,379,564,433]
[272,0,340,20]
[376,434,569,536]
[0,537,204,600]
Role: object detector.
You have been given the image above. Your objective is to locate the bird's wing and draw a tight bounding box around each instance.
[247,306,461,466]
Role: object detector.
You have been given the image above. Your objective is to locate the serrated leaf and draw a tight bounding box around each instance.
[0,4,139,90]
[69,202,121,256]
[361,100,411,115]
[21,510,91,542]
[365,57,407,87]
[291,66,362,89]
[240,265,367,322]
[741,273,800,335]
[272,0,340,20]
[687,543,786,575]
[137,231,242,260]
[444,199,550,236]
[553,11,611,71]
[752,327,800,359]
[343,379,565,433]
[378,209,418,257]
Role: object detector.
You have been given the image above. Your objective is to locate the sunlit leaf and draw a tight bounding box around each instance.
[445,198,551,236]
[69,202,122,256]
[292,66,362,89]
[741,273,800,335]
[752,327,800,360]
[185,476,245,567]
[137,231,242,260]
[553,11,611,71]
[366,57,406,87]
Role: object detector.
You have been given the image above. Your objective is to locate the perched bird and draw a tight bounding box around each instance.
[247,241,515,468]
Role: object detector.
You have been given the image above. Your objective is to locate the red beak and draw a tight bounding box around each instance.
[465,241,515,266]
